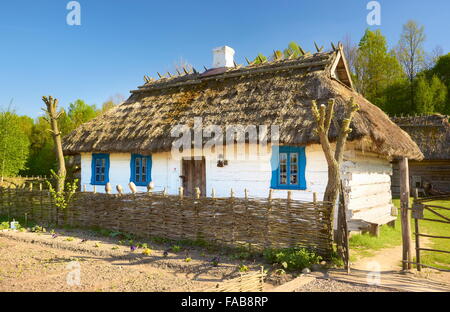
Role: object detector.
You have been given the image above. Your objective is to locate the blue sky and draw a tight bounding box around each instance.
[1,0,449,118]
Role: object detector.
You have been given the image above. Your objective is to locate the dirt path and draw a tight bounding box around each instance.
[322,238,450,292]
[352,244,403,272]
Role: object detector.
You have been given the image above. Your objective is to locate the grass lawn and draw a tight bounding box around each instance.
[416,199,450,270]
[349,198,450,269]
[349,214,402,259]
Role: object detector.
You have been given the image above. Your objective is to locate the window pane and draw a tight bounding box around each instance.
[279,153,287,185]
[290,153,298,185]
[290,173,298,185]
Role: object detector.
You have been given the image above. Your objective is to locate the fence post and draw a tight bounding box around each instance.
[413,188,421,272]
[195,187,201,199]
[7,186,11,221]
[287,191,293,246]
[266,190,273,247]
[400,157,412,270]
[230,188,235,244]
[244,188,251,252]
[39,183,43,222]
[179,187,184,200]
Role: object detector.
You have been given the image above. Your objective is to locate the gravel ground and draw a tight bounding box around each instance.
[0,229,264,292]
[0,236,212,291]
[295,277,396,292]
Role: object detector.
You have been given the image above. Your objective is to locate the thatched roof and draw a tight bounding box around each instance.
[391,114,450,160]
[63,49,423,161]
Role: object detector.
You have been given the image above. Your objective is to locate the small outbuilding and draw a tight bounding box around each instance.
[62,44,423,231]
[391,114,450,196]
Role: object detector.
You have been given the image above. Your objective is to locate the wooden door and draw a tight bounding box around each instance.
[181,157,206,197]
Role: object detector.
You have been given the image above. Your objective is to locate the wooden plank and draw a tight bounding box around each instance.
[400,157,413,270]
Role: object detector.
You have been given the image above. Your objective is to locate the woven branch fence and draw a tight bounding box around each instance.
[204,267,266,292]
[0,186,334,257]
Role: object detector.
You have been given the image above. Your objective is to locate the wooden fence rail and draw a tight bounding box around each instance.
[0,186,334,257]
[411,192,450,272]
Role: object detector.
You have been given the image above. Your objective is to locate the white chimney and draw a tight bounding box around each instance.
[212,46,235,68]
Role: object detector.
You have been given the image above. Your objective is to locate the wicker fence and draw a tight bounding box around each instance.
[0,186,334,257]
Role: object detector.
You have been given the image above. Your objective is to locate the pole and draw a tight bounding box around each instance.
[400,157,412,270]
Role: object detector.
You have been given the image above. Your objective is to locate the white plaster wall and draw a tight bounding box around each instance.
[80,144,328,200]
[80,146,395,227]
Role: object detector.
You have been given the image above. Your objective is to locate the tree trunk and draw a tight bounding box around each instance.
[42,96,66,192]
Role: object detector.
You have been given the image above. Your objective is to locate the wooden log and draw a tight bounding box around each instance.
[400,157,412,270]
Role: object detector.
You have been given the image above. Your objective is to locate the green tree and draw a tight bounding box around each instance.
[414,75,447,114]
[383,80,413,115]
[67,99,99,130]
[24,116,55,176]
[396,20,426,110]
[0,110,30,180]
[430,53,450,113]
[354,29,405,109]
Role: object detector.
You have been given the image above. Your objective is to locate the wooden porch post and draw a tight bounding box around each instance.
[400,157,413,270]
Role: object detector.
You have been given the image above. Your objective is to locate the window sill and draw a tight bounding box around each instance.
[270,187,307,191]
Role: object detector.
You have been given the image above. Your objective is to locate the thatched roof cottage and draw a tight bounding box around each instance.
[391,114,450,195]
[63,45,423,230]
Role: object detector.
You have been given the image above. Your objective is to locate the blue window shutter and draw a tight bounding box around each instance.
[270,146,307,190]
[270,145,280,188]
[91,153,110,185]
[130,154,152,187]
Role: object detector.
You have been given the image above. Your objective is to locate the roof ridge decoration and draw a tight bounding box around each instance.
[136,42,345,93]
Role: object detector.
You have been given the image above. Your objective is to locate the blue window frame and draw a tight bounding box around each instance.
[130,154,152,186]
[271,146,306,190]
[91,153,110,185]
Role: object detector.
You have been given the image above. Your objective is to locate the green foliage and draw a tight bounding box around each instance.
[430,53,450,113]
[46,170,78,211]
[263,247,322,271]
[238,264,249,272]
[67,99,100,130]
[414,74,448,114]
[0,110,30,177]
[252,53,267,64]
[171,245,181,253]
[354,29,405,109]
[283,41,304,58]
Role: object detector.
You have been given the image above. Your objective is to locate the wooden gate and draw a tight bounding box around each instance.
[410,192,450,272]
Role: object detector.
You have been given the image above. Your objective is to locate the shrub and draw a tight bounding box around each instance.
[263,247,322,271]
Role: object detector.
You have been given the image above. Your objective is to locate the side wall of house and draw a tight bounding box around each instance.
[342,151,395,226]
[391,160,450,196]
